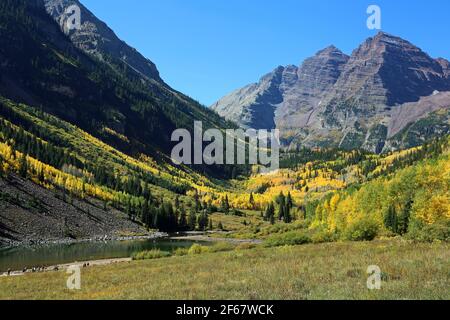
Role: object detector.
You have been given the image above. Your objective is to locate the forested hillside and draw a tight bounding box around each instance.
[0,0,237,244]
[0,0,448,246]
[194,137,449,243]
[0,96,228,244]
[1,92,448,244]
[0,0,231,161]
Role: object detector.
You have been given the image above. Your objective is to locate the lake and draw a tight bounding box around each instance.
[0,237,205,272]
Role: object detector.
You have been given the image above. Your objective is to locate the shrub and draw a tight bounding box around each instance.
[264,231,311,247]
[311,228,337,244]
[231,209,245,217]
[188,244,210,255]
[132,249,171,260]
[345,219,379,241]
[407,220,450,242]
[209,242,235,253]
[173,248,189,256]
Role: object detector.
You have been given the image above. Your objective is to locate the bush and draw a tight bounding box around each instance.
[173,248,189,256]
[231,209,245,217]
[311,228,337,244]
[264,231,311,247]
[407,220,450,242]
[132,249,171,260]
[188,244,210,255]
[209,242,235,253]
[345,219,379,241]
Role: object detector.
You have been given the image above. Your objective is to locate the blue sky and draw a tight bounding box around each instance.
[81,0,450,106]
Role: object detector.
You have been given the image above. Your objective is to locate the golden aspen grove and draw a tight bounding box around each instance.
[1,96,448,243]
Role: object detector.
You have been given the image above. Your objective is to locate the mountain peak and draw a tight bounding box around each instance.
[315,45,346,57]
[364,31,417,51]
[374,31,397,39]
[372,31,409,42]
[333,31,450,107]
[212,32,450,152]
[318,45,338,53]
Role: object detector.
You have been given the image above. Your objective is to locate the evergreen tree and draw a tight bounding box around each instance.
[178,206,188,231]
[140,199,149,225]
[286,192,293,211]
[384,205,398,233]
[270,213,275,225]
[194,191,201,212]
[208,218,213,230]
[276,192,286,221]
[18,153,27,177]
[197,212,208,231]
[284,205,292,223]
[126,197,133,220]
[398,200,412,235]
[249,192,255,209]
[174,195,180,209]
[142,183,151,200]
[188,210,197,231]
[220,195,230,214]
[264,202,275,223]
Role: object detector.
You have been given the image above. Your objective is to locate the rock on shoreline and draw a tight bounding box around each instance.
[0,232,168,249]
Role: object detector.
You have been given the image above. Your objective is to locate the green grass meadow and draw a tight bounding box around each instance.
[1,240,448,300]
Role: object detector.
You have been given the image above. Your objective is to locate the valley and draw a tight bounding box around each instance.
[0,0,448,301]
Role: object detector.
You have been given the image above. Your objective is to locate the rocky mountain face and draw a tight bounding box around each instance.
[437,58,450,78]
[43,0,162,83]
[212,32,450,152]
[211,46,349,130]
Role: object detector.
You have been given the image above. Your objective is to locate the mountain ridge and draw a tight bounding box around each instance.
[43,0,163,84]
[212,32,450,153]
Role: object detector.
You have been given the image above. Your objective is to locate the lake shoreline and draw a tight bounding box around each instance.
[0,257,133,277]
[0,232,262,276]
[0,232,169,250]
